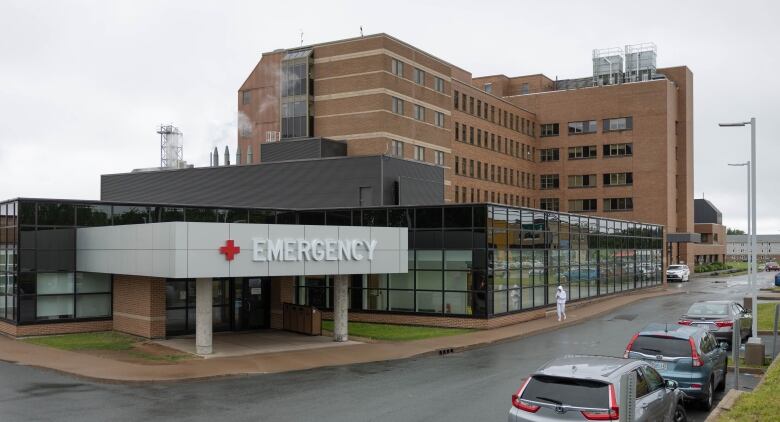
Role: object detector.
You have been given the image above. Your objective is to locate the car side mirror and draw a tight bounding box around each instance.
[665,379,679,390]
[719,342,729,350]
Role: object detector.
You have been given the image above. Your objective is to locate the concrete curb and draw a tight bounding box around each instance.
[704,389,745,422]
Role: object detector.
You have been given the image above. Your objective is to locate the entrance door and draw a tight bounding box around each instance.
[234,278,271,330]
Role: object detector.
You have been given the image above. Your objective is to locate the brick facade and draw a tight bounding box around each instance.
[239,33,695,265]
[0,319,113,337]
[270,277,295,329]
[112,275,167,339]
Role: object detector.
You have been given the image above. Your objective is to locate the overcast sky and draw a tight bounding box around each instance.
[1,0,778,233]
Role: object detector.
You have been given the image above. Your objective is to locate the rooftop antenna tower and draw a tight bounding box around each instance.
[158,124,184,169]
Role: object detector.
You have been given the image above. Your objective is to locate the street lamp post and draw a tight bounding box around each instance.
[729,162,751,299]
[720,118,758,338]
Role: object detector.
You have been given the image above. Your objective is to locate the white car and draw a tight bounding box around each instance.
[666,264,690,282]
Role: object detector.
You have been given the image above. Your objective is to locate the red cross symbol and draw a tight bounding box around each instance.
[219,240,241,261]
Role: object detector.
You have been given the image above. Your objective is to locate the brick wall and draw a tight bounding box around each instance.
[270,277,295,329]
[0,319,113,337]
[112,275,167,339]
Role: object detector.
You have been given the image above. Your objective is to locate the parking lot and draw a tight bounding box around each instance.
[0,272,775,422]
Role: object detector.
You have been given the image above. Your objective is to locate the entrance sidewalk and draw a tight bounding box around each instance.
[0,287,679,382]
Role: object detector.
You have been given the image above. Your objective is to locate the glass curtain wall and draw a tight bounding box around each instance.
[488,205,663,316]
[0,201,18,322]
[8,199,663,324]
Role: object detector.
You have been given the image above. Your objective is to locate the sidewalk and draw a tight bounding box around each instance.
[0,287,679,383]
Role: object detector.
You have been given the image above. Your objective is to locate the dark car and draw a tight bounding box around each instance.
[765,262,780,271]
[624,324,728,410]
[678,301,752,346]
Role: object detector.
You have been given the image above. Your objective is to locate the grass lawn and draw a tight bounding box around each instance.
[321,320,474,341]
[719,359,780,421]
[23,331,189,362]
[724,261,763,272]
[24,331,136,351]
[758,302,779,331]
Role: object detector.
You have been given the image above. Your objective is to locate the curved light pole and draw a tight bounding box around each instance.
[720,118,757,338]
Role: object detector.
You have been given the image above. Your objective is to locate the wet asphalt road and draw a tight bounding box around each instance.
[0,272,775,422]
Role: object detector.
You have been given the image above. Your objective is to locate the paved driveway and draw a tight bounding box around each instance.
[0,272,774,422]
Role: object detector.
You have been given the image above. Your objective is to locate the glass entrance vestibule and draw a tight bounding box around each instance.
[165,278,271,336]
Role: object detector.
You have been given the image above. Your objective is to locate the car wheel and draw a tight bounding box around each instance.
[700,379,714,411]
[673,401,687,422]
[717,360,727,392]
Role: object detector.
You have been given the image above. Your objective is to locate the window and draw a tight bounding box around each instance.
[453,90,459,108]
[454,122,459,140]
[434,151,444,166]
[241,91,251,105]
[483,83,493,93]
[469,160,474,177]
[603,143,633,157]
[569,199,597,212]
[568,146,597,159]
[239,125,252,137]
[414,145,425,161]
[434,77,445,93]
[390,140,403,157]
[568,174,597,188]
[568,120,597,134]
[521,83,529,94]
[434,111,445,127]
[469,97,474,114]
[392,59,404,77]
[454,155,459,173]
[604,117,633,131]
[540,148,560,162]
[392,97,404,115]
[469,126,474,144]
[540,174,560,190]
[490,106,495,122]
[414,104,425,121]
[604,197,633,211]
[540,198,559,211]
[603,172,633,186]
[413,68,425,85]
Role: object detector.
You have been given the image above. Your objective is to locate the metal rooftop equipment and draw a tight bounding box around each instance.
[592,47,624,86]
[624,43,657,82]
[158,124,185,169]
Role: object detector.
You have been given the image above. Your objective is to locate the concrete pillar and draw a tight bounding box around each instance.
[195,278,213,355]
[333,275,349,342]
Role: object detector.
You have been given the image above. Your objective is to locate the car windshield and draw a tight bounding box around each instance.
[687,303,729,316]
[522,375,609,409]
[631,335,692,357]
[668,265,685,270]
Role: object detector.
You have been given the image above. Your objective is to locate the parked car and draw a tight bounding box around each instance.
[624,324,728,410]
[775,273,780,287]
[666,265,690,282]
[508,355,686,421]
[678,301,752,346]
[765,261,780,271]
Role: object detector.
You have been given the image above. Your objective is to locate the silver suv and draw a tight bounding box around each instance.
[508,356,686,421]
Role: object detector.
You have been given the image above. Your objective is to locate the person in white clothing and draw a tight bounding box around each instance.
[556,285,567,321]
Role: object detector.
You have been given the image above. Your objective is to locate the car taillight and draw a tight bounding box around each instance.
[511,378,540,413]
[714,320,734,328]
[624,333,639,358]
[678,319,693,326]
[690,383,702,389]
[689,337,704,367]
[581,384,619,420]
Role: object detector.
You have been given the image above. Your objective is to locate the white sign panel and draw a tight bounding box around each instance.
[76,222,408,279]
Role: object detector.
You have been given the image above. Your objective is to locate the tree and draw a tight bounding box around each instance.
[727,227,746,235]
